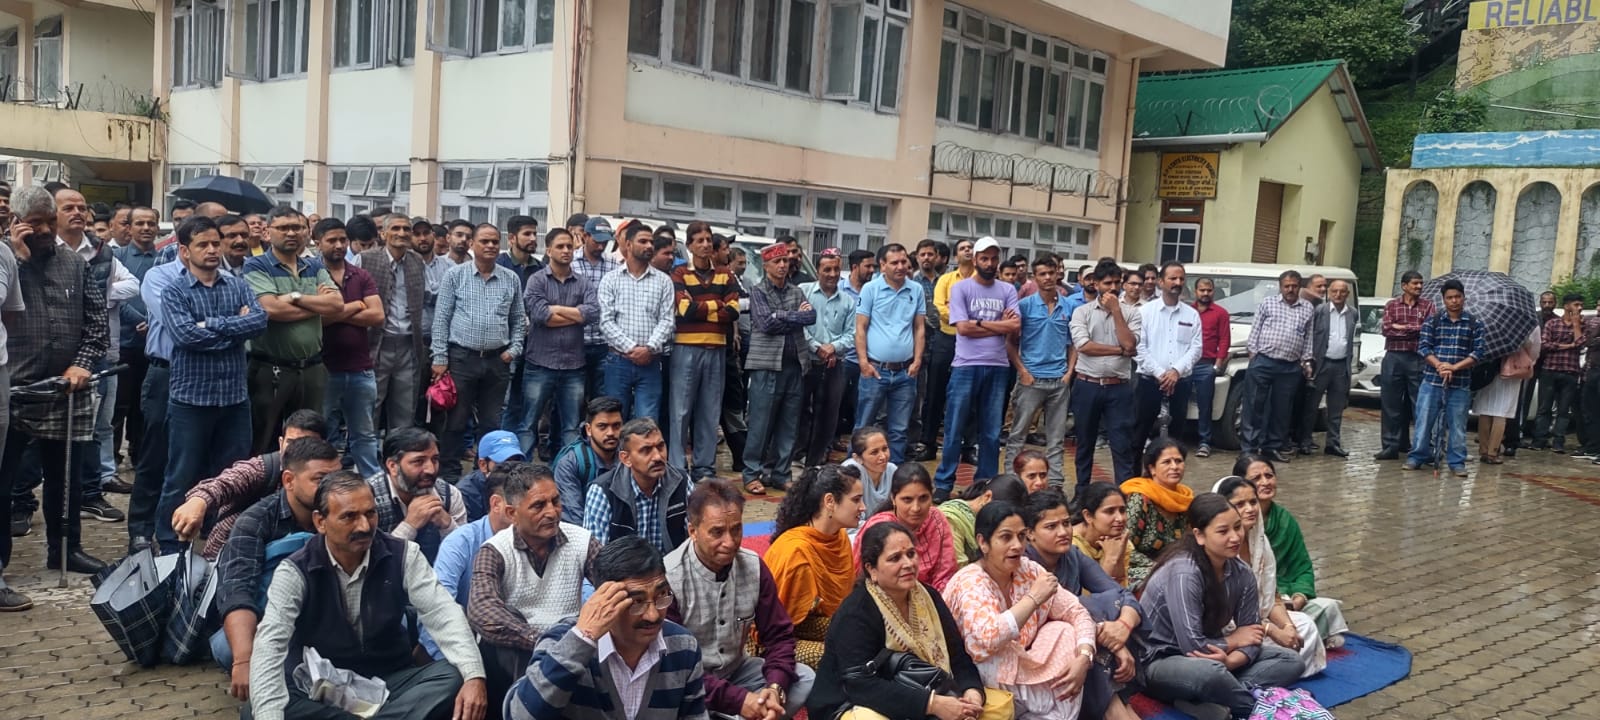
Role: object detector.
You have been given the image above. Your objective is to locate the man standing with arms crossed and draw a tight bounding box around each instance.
[932,238,1018,502]
[1375,271,1435,460]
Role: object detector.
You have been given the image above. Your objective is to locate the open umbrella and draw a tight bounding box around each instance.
[1420,269,1537,362]
[169,175,274,214]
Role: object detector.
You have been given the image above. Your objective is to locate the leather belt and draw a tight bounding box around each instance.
[1076,374,1125,386]
[450,343,508,358]
[147,357,170,368]
[248,352,323,369]
[871,360,911,372]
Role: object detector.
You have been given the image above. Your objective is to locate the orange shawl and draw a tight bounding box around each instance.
[764,525,856,626]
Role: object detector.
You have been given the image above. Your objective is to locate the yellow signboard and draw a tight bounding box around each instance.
[1468,0,1600,29]
[1158,153,1220,199]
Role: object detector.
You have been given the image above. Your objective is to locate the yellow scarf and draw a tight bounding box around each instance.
[1120,477,1194,515]
[866,579,951,675]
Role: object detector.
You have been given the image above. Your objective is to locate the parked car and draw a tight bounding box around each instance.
[594,215,818,289]
[1351,297,1387,400]
[1169,263,1364,451]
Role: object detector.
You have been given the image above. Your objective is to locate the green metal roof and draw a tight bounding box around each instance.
[1132,60,1381,169]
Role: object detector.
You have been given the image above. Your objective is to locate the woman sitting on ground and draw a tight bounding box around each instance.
[1233,454,1349,648]
[858,464,959,591]
[1012,450,1051,493]
[1138,493,1305,719]
[807,522,1014,720]
[1120,438,1194,589]
[842,426,896,530]
[1070,483,1136,589]
[941,474,1028,564]
[1215,476,1326,677]
[766,464,867,666]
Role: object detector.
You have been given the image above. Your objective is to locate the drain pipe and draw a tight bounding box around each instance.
[568,0,593,215]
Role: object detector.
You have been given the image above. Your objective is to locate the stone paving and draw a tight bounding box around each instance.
[3,408,1600,719]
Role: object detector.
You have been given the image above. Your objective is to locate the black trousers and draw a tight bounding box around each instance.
[0,434,85,569]
[112,345,149,466]
[797,360,848,466]
[441,348,510,482]
[1379,351,1423,454]
[919,331,956,447]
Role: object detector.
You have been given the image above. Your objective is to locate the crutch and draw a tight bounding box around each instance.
[12,364,127,587]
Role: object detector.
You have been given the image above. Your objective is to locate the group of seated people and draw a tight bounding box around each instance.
[196,404,1348,720]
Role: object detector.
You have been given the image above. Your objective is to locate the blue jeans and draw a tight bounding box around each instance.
[744,361,804,486]
[159,401,252,552]
[518,365,586,456]
[127,363,170,544]
[92,368,118,496]
[583,344,610,401]
[1071,378,1136,496]
[855,364,917,464]
[325,370,381,478]
[1191,362,1218,445]
[934,365,1009,492]
[668,345,726,479]
[1408,381,1472,469]
[602,354,663,422]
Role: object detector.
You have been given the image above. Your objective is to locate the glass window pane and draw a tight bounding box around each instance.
[501,0,526,49]
[702,184,733,211]
[357,0,374,63]
[936,39,955,119]
[497,205,517,228]
[741,190,769,214]
[842,201,862,222]
[1085,81,1104,151]
[784,0,815,92]
[775,193,802,216]
[441,204,461,220]
[1038,223,1053,240]
[663,180,695,205]
[443,167,464,191]
[815,197,837,220]
[957,46,979,124]
[629,0,663,56]
[174,14,190,84]
[1024,65,1044,138]
[977,51,999,130]
[526,166,548,192]
[494,166,522,193]
[536,0,555,44]
[869,204,887,225]
[1066,76,1085,146]
[855,15,877,104]
[974,216,991,235]
[1031,38,1046,57]
[942,8,958,29]
[711,0,742,74]
[1008,59,1024,133]
[751,0,780,82]
[1092,55,1107,74]
[620,174,654,201]
[1017,222,1032,240]
[928,211,943,230]
[962,12,982,38]
[478,0,500,52]
[469,205,490,224]
[672,0,704,66]
[1043,72,1062,145]
[994,219,1011,237]
[825,1,861,97]
[878,20,903,110]
[949,214,969,233]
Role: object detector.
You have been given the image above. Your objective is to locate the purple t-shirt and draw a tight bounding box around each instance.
[949,276,1019,367]
[324,264,378,373]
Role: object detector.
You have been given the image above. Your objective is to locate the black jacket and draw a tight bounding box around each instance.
[807,583,986,720]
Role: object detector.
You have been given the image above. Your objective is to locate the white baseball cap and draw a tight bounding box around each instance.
[972,236,1001,254]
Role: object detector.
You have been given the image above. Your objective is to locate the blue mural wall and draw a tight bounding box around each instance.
[1412,130,1600,168]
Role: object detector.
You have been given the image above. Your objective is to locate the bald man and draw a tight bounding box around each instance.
[196,202,229,219]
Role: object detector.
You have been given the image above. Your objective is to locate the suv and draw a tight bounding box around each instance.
[1173,263,1364,451]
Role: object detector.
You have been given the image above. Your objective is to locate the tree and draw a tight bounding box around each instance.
[1229,0,1419,88]
[1418,88,1488,135]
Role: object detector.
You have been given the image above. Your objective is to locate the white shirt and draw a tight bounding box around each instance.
[1326,303,1353,360]
[589,631,667,720]
[1135,298,1204,378]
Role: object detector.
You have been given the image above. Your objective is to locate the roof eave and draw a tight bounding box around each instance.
[1131,133,1271,147]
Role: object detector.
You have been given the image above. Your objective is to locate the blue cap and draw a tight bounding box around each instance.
[477,431,524,464]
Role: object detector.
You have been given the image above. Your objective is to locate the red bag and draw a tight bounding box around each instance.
[426,372,457,415]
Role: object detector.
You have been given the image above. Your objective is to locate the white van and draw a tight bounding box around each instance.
[1173,263,1365,451]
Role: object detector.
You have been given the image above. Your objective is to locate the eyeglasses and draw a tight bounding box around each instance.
[627,590,675,615]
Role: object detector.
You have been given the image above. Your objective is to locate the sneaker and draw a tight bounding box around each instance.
[1402,462,1419,471]
[101,477,135,494]
[0,587,32,612]
[1592,456,1600,465]
[1451,466,1469,477]
[1572,453,1599,461]
[1196,444,1211,458]
[9,511,30,537]
[80,497,126,522]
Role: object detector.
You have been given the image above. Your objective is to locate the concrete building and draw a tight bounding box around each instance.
[1122,60,1379,268]
[141,0,1230,259]
[0,0,158,204]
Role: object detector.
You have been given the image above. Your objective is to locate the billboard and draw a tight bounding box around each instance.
[1468,0,1600,29]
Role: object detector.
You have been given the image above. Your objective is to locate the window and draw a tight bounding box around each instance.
[774,193,802,217]
[701,184,733,212]
[33,17,62,103]
[1158,224,1199,263]
[0,30,17,98]
[936,3,1108,152]
[228,0,311,79]
[492,164,523,197]
[460,166,493,197]
[662,178,695,207]
[436,162,549,225]
[741,190,770,215]
[821,0,906,109]
[175,1,225,88]
[621,173,655,203]
[427,0,555,57]
[783,0,815,91]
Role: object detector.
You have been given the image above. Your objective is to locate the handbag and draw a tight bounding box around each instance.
[425,372,457,421]
[1499,345,1535,380]
[162,549,219,665]
[1249,687,1336,720]
[89,546,181,667]
[840,647,957,697]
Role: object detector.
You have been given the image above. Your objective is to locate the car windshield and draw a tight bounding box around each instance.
[1359,304,1384,334]
[1182,275,1292,321]
[733,240,816,287]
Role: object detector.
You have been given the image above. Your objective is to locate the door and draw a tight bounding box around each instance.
[1252,182,1284,263]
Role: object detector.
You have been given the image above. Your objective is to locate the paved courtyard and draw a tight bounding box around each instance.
[2,409,1599,719]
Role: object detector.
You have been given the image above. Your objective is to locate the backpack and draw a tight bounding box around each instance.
[255,531,314,612]
[1249,687,1336,720]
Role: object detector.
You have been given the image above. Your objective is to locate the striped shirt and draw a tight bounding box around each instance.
[1419,310,1487,389]
[429,261,529,364]
[598,265,676,355]
[575,253,621,346]
[671,262,739,347]
[1245,294,1315,363]
[162,270,268,406]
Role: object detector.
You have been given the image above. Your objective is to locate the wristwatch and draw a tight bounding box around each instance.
[289,291,303,303]
[767,684,787,707]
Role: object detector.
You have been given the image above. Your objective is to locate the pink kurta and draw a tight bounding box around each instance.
[941,558,1097,687]
[857,510,960,591]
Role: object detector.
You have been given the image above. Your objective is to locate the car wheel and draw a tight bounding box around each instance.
[1213,381,1245,452]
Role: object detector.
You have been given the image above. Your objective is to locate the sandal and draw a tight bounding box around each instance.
[744,478,767,495]
[1484,455,1503,465]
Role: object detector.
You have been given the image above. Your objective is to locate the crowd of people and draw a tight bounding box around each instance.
[1,174,1585,720]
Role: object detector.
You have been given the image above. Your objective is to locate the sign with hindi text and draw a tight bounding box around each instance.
[1158,153,1220,199]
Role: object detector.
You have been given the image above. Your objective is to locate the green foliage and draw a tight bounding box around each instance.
[1229,0,1419,88]
[1418,89,1489,135]
[1550,272,1600,307]
[1361,59,1460,167]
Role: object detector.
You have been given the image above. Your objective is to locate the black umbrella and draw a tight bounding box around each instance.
[169,175,274,214]
[1420,270,1537,362]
